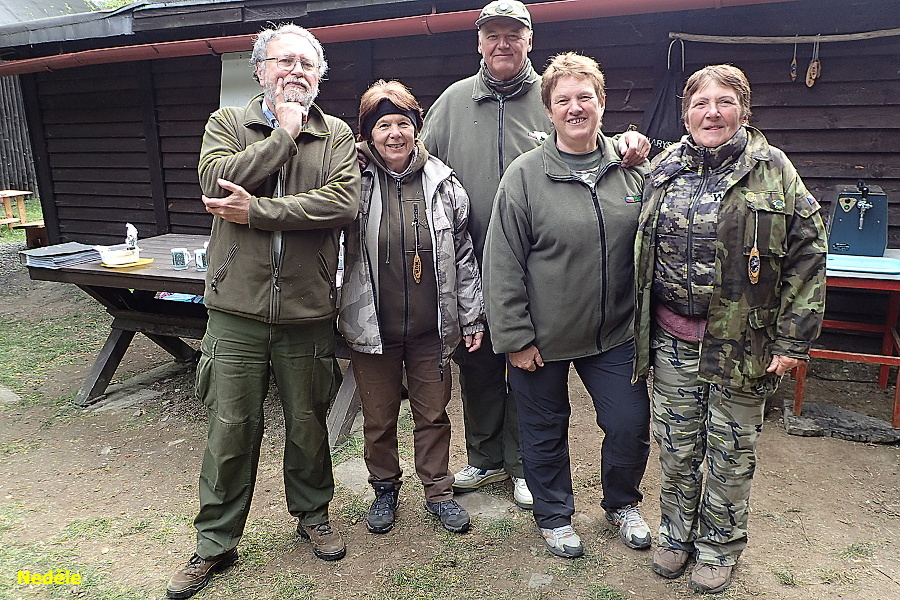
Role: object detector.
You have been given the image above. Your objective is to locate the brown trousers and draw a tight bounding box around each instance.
[351,331,454,503]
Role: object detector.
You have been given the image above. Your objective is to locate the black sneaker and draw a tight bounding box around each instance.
[424,498,470,533]
[166,548,237,599]
[367,481,401,534]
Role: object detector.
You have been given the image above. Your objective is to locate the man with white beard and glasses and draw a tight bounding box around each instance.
[165,24,359,599]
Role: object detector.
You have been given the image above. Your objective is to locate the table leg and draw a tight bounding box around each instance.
[143,333,198,362]
[327,365,361,448]
[75,328,136,406]
[879,290,900,388]
[792,362,808,417]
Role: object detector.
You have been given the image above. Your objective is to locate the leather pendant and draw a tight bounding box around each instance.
[748,246,760,285]
[790,56,797,81]
[805,59,818,87]
[413,253,422,284]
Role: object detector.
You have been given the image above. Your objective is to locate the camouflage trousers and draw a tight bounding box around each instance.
[650,327,767,565]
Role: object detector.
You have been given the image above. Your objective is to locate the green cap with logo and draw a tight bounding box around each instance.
[475,0,532,30]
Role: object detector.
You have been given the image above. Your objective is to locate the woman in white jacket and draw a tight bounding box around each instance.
[338,80,485,535]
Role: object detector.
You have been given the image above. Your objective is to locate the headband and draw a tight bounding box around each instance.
[361,98,421,140]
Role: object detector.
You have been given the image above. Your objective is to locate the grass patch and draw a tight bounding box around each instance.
[0,439,40,455]
[588,583,628,600]
[819,567,857,584]
[482,516,518,540]
[331,432,364,466]
[773,569,800,585]
[0,309,107,394]
[55,517,114,541]
[839,541,879,560]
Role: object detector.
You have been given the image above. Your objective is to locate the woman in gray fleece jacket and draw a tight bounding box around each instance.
[338,80,485,536]
[484,53,651,560]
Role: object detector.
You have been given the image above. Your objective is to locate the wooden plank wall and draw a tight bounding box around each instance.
[22,0,899,247]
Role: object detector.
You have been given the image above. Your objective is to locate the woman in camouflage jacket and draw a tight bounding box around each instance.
[633,65,827,594]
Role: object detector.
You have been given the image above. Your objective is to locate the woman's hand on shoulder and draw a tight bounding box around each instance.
[618,131,650,168]
[510,345,544,371]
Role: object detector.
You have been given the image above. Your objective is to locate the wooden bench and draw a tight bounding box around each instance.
[1,190,47,247]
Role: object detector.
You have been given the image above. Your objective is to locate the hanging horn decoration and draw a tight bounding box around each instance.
[806,35,821,87]
[790,35,798,81]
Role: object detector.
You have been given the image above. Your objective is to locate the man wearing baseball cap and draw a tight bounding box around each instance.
[421,0,649,531]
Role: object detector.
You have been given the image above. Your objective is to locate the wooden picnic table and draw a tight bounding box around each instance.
[25,233,360,446]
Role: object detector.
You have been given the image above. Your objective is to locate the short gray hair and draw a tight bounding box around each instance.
[250,24,328,82]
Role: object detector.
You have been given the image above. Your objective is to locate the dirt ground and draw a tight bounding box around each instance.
[0,242,898,600]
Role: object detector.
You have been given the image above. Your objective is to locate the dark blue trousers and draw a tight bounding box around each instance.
[508,341,651,529]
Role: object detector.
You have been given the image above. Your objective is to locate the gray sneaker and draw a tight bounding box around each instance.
[539,525,584,558]
[605,503,651,549]
[424,499,471,533]
[452,465,509,491]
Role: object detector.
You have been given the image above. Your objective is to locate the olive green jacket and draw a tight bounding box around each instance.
[198,94,360,324]
[484,132,647,361]
[420,71,548,260]
[634,127,827,392]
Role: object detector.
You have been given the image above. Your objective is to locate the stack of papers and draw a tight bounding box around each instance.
[19,242,101,269]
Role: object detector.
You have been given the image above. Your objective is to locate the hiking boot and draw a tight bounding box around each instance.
[296,521,346,561]
[424,498,471,533]
[539,525,584,558]
[166,548,237,599]
[512,477,533,510]
[652,546,691,578]
[605,503,652,549]
[452,465,509,492]
[367,481,401,534]
[690,562,733,594]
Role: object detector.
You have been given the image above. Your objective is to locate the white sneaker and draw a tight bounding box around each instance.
[511,477,533,509]
[605,503,652,549]
[539,525,584,558]
[452,465,509,491]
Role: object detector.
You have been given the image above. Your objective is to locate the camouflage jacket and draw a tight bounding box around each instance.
[337,143,485,364]
[634,127,827,392]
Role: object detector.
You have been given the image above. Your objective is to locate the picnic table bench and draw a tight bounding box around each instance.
[1,190,47,248]
[25,233,361,447]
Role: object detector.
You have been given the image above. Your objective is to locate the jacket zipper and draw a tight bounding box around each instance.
[396,178,411,339]
[589,185,609,351]
[210,242,238,291]
[555,162,617,352]
[497,96,506,176]
[685,153,710,316]
[271,165,286,320]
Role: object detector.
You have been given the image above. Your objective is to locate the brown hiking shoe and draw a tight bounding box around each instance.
[166,548,237,599]
[297,521,346,561]
[652,546,691,578]
[689,562,733,594]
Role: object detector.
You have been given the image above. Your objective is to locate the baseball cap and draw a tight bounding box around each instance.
[475,0,532,30]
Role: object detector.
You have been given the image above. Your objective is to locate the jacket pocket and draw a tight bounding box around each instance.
[743,191,787,257]
[210,242,238,292]
[743,303,779,378]
[319,251,336,300]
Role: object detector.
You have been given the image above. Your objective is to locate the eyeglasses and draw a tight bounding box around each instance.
[261,56,318,73]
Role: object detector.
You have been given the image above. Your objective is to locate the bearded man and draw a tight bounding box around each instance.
[165,23,359,599]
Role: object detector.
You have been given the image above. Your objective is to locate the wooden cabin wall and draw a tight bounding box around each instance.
[20,0,899,247]
[318,0,899,244]
[153,55,219,236]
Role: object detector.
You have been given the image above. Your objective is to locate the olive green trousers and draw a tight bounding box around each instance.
[193,309,340,559]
